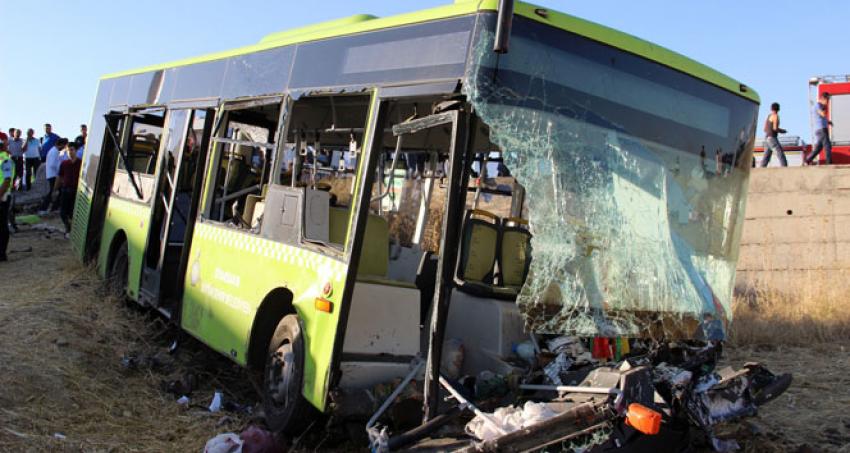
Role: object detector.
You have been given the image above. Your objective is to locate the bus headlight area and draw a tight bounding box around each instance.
[67,1,790,450]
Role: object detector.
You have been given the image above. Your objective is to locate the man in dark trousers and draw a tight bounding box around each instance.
[0,142,14,261]
[56,142,82,237]
[805,92,833,165]
[760,102,787,167]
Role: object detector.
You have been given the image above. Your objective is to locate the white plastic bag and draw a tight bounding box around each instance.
[204,433,243,453]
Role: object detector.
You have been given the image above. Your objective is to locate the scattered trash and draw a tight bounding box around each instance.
[512,340,537,366]
[204,432,243,453]
[240,425,283,453]
[168,339,179,354]
[163,373,197,396]
[52,432,66,440]
[465,401,559,441]
[205,426,283,453]
[382,338,791,451]
[542,352,572,385]
[474,370,510,399]
[209,391,223,412]
[54,338,69,347]
[176,395,190,407]
[121,351,173,372]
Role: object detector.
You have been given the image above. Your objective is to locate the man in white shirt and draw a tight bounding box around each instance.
[7,129,24,191]
[39,137,69,214]
[22,128,41,191]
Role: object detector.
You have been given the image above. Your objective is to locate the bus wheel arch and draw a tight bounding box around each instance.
[248,288,296,370]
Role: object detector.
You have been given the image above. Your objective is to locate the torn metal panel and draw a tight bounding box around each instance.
[463,16,758,338]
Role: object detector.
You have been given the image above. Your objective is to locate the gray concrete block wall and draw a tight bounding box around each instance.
[736,165,850,293]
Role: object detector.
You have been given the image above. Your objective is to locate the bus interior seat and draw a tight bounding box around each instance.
[499,217,532,290]
[242,185,268,227]
[458,209,499,283]
[454,210,530,300]
[454,209,507,298]
[242,194,264,227]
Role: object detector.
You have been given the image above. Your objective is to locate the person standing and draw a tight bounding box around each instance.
[39,137,68,214]
[56,142,82,236]
[759,103,788,167]
[40,123,59,162]
[75,124,87,159]
[22,128,41,191]
[0,142,14,261]
[7,129,25,189]
[805,92,833,165]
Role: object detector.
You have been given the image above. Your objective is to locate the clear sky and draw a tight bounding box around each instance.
[1,0,848,143]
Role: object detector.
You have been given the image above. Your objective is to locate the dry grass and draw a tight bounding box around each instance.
[0,219,254,452]
[729,277,850,346]
[724,344,850,452]
[726,278,850,452]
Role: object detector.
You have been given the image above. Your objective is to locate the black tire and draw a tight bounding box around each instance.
[263,314,315,434]
[108,243,129,299]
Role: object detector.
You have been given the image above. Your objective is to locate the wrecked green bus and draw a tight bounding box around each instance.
[70,0,764,446]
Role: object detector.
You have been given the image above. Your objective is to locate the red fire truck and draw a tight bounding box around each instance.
[754,74,850,166]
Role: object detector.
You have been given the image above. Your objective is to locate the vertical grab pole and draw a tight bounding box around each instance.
[493,0,515,54]
[423,110,473,421]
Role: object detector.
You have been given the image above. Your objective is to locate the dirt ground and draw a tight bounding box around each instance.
[1,217,848,452]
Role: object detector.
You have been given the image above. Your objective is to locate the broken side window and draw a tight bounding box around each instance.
[206,99,281,228]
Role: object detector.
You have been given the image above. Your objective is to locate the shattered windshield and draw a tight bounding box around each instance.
[465,16,758,339]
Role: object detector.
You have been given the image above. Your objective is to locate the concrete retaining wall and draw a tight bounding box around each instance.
[736,165,850,292]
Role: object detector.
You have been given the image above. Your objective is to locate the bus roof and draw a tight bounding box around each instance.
[101,0,759,104]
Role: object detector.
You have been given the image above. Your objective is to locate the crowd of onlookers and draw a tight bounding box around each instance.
[0,123,86,261]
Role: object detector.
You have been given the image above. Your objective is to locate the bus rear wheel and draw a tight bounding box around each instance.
[108,244,129,299]
[263,314,314,433]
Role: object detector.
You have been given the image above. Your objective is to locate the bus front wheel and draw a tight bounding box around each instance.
[263,314,314,433]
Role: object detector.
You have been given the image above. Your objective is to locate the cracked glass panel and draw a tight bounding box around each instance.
[465,16,757,338]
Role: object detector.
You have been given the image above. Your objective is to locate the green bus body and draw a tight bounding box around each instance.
[70,1,759,413]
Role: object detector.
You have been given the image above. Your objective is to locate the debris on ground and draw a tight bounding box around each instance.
[465,400,559,441]
[204,432,243,453]
[210,391,224,413]
[364,336,792,452]
[204,426,285,453]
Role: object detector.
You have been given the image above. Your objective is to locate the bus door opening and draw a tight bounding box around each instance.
[142,108,213,308]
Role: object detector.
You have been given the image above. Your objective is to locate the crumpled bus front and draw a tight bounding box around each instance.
[465,18,758,339]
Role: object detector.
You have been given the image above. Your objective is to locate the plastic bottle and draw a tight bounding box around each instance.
[513,341,537,365]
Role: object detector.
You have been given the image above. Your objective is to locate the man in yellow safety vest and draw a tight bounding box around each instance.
[0,141,14,261]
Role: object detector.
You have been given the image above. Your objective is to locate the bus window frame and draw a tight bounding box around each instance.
[112,106,167,204]
[271,91,376,260]
[199,96,286,229]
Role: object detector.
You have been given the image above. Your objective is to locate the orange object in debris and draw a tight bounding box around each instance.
[625,403,661,435]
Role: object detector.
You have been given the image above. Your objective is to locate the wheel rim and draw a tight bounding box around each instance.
[267,339,295,410]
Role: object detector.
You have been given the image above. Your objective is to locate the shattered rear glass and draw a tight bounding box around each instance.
[464,16,758,339]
